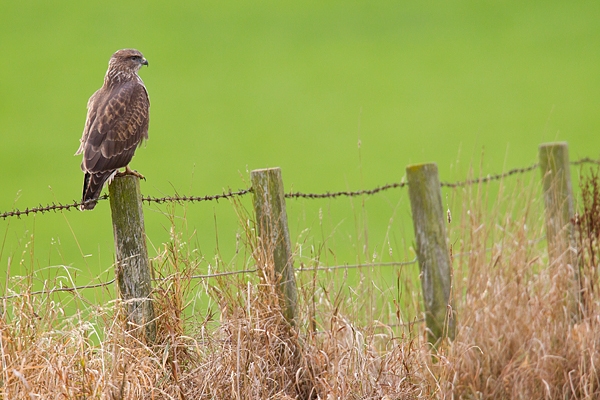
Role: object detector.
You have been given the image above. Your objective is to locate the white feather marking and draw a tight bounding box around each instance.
[106,170,118,185]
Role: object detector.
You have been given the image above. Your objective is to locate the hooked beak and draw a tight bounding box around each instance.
[142,58,149,67]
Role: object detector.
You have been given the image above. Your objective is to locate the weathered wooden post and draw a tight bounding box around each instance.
[251,168,298,324]
[109,175,156,342]
[539,142,575,262]
[407,163,455,345]
[539,142,579,316]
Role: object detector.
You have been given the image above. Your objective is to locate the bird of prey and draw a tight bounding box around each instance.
[75,48,150,210]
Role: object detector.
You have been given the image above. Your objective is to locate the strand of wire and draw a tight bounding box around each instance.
[2,157,599,220]
[0,194,109,220]
[439,163,539,188]
[141,188,252,204]
[0,260,418,300]
[571,157,600,166]
[1,278,116,300]
[296,259,417,271]
[285,181,406,199]
[0,189,251,220]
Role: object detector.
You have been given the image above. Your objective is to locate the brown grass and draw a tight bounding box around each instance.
[1,169,599,399]
[439,168,600,399]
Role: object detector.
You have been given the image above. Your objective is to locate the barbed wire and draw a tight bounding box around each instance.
[0,195,109,220]
[141,188,252,205]
[439,163,539,188]
[571,157,600,166]
[286,182,406,199]
[1,157,599,220]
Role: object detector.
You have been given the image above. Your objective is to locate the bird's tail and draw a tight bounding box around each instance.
[81,171,115,210]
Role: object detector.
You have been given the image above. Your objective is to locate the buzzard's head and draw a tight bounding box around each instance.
[108,49,149,74]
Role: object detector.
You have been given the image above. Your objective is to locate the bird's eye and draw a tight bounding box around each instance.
[130,56,140,61]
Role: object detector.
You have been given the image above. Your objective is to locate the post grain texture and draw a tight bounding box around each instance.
[539,142,580,317]
[109,175,156,342]
[539,142,575,262]
[251,168,298,324]
[407,163,455,345]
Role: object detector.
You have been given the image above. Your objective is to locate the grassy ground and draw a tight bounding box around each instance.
[1,167,599,399]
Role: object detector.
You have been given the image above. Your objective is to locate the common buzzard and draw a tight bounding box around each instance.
[76,48,150,210]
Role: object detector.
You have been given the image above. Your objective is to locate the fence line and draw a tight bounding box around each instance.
[2,157,598,220]
[0,143,593,344]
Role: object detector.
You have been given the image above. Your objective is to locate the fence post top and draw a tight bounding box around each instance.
[251,167,282,174]
[539,142,568,149]
[406,162,438,173]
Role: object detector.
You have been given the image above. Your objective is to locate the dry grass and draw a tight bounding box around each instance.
[1,169,600,399]
[439,168,600,399]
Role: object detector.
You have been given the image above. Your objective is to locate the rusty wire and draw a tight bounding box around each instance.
[2,157,599,220]
[285,181,406,199]
[439,163,539,188]
[0,195,109,220]
[141,188,252,204]
[571,157,600,166]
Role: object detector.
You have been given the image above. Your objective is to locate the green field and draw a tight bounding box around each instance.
[1,1,600,286]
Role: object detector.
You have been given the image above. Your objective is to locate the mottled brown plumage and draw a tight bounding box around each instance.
[76,49,150,210]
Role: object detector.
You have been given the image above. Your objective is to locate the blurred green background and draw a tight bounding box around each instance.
[1,1,600,289]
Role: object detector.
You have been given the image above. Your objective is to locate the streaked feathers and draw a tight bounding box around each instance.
[76,49,150,210]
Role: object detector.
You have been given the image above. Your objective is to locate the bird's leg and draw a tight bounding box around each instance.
[116,166,145,180]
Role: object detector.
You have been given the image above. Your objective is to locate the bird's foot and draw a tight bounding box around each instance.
[116,166,146,180]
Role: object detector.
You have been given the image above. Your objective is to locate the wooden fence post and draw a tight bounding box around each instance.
[407,163,455,345]
[539,142,580,317]
[109,175,156,342]
[539,142,575,261]
[251,168,298,324]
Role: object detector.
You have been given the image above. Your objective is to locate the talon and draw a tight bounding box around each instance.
[116,166,145,180]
